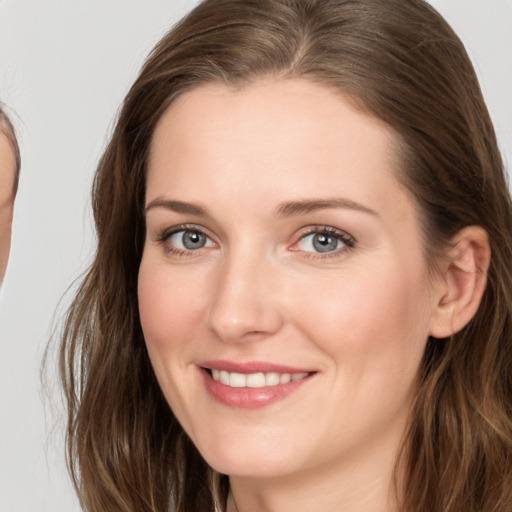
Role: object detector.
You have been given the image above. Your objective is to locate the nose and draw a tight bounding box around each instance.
[206,250,284,343]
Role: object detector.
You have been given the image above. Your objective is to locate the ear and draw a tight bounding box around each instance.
[429,226,490,339]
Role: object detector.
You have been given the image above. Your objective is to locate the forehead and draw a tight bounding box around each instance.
[147,79,413,221]
[151,79,396,150]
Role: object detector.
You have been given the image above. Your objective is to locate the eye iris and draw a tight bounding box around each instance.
[312,233,338,253]
[182,231,206,250]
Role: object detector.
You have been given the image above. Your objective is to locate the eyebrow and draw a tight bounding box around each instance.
[275,198,378,217]
[144,197,378,218]
[145,198,211,216]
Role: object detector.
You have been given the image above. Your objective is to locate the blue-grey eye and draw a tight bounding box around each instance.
[169,230,213,250]
[297,231,346,253]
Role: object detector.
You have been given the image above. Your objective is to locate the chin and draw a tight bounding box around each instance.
[207,456,294,480]
[194,431,304,479]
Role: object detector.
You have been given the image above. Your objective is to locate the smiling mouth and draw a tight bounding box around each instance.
[200,366,316,408]
[208,369,310,388]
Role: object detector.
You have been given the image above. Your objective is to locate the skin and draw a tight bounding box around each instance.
[138,79,471,512]
[0,131,16,284]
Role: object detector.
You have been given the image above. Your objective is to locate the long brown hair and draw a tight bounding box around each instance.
[58,1,512,510]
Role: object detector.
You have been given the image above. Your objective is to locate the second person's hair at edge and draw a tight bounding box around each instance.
[58,0,512,511]
[0,105,21,198]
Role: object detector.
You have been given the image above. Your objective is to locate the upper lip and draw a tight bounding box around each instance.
[199,359,315,374]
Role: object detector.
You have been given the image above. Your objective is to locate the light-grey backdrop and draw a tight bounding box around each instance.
[0,1,511,511]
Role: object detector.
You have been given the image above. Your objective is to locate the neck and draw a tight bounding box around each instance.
[226,433,405,512]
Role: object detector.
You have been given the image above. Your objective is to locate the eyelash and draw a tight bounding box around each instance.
[292,226,355,259]
[156,224,356,258]
[156,224,214,257]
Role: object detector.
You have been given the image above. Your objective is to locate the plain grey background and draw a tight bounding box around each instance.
[0,1,511,511]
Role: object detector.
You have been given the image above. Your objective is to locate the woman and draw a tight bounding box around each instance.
[0,106,20,285]
[59,0,512,511]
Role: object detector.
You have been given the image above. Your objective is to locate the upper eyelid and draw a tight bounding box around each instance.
[159,223,213,239]
[157,223,353,235]
[294,225,355,242]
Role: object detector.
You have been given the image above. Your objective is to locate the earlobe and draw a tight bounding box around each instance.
[429,226,490,339]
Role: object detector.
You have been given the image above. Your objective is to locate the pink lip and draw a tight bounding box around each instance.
[197,360,316,409]
[199,359,313,374]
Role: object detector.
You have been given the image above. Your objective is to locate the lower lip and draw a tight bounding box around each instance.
[200,368,313,409]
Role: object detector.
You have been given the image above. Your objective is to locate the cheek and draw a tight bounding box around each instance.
[0,203,13,281]
[290,263,433,384]
[137,258,210,426]
[137,259,206,363]
[138,258,204,346]
[290,268,433,448]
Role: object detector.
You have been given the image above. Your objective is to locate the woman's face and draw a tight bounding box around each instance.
[0,132,16,284]
[138,79,444,480]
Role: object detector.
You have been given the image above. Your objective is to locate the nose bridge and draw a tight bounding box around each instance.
[206,242,283,342]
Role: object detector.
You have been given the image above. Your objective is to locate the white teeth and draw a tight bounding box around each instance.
[265,372,280,386]
[229,372,246,387]
[210,370,309,388]
[280,373,291,384]
[247,373,266,388]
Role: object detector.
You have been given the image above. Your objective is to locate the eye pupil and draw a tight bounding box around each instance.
[182,230,206,249]
[313,233,338,253]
